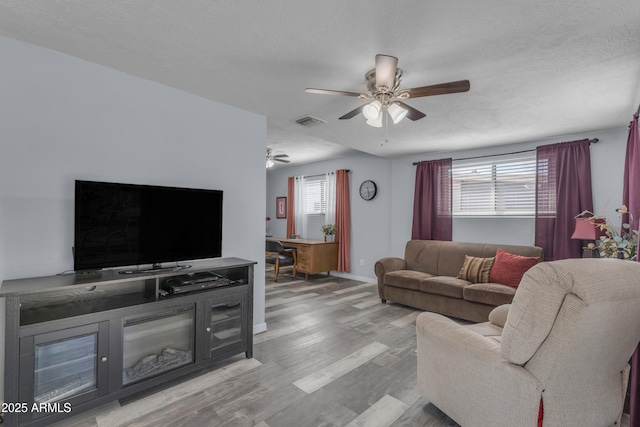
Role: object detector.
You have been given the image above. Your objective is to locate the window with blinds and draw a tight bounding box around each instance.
[304,176,326,214]
[452,153,536,216]
[534,157,555,216]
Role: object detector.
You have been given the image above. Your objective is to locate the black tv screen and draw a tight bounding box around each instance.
[74,180,223,271]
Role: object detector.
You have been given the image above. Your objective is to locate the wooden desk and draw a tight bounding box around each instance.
[280,239,339,280]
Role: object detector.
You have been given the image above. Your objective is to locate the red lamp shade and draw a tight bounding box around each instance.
[571,217,607,240]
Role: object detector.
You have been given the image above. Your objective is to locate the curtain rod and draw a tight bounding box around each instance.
[296,169,350,179]
[412,138,599,165]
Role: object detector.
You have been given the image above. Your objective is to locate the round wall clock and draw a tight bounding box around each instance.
[359,180,377,201]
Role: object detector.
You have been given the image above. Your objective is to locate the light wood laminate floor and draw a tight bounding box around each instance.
[56,271,459,427]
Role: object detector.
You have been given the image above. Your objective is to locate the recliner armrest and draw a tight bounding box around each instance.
[488,304,511,327]
[416,312,542,427]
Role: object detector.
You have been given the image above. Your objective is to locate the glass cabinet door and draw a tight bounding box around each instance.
[206,293,247,359]
[20,321,109,423]
[34,333,98,404]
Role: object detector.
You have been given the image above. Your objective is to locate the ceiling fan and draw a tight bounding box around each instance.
[266,148,290,168]
[306,54,470,127]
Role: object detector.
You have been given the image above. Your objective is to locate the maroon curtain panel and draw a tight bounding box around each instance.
[622,113,640,231]
[411,159,452,241]
[286,176,295,238]
[335,169,351,272]
[535,139,594,260]
[623,112,640,427]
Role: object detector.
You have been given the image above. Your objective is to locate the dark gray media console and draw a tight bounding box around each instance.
[0,257,255,427]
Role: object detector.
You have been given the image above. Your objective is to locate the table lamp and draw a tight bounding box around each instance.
[571,217,607,258]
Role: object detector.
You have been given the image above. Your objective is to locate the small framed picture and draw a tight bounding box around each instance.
[276,197,287,219]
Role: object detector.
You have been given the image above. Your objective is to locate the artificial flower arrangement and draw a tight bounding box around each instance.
[576,205,638,260]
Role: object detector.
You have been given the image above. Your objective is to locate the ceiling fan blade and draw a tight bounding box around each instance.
[375,54,398,89]
[406,80,470,98]
[305,88,363,97]
[396,101,426,121]
[339,104,366,120]
[274,158,290,163]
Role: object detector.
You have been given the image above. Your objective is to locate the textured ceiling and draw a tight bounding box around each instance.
[1,1,639,167]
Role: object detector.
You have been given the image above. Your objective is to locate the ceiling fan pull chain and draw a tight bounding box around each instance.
[382,109,390,146]
[385,111,388,141]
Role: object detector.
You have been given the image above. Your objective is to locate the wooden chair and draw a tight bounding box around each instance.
[266,239,297,282]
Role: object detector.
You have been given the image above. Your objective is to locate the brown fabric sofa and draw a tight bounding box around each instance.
[374,240,544,322]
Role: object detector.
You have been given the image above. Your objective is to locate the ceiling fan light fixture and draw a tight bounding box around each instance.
[366,112,383,128]
[363,100,382,120]
[388,102,408,124]
[266,148,275,168]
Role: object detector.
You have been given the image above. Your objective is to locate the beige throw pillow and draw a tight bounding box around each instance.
[456,255,495,284]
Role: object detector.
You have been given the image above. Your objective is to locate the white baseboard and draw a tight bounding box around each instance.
[330,271,377,284]
[253,322,267,334]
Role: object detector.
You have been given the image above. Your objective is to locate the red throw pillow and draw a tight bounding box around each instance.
[489,249,540,287]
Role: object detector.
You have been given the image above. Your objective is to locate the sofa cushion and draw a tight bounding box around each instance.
[480,243,545,260]
[404,240,443,274]
[463,283,516,306]
[456,255,495,284]
[384,270,432,291]
[489,249,540,287]
[436,242,487,277]
[420,276,469,299]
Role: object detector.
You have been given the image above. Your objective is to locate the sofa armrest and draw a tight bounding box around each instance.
[374,257,407,300]
[488,304,511,328]
[374,256,406,276]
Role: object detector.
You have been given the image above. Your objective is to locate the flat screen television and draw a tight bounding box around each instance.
[74,180,223,272]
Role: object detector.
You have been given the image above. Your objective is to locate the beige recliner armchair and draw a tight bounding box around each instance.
[417,258,640,427]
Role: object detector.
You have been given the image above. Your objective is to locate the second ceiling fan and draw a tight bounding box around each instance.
[306,54,470,127]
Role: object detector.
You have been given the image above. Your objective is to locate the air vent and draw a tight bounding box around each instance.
[294,116,327,127]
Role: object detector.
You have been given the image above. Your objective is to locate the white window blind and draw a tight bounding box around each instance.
[303,176,326,215]
[452,153,536,216]
[534,157,555,216]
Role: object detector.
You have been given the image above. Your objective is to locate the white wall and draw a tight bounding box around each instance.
[267,127,630,282]
[0,36,267,399]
